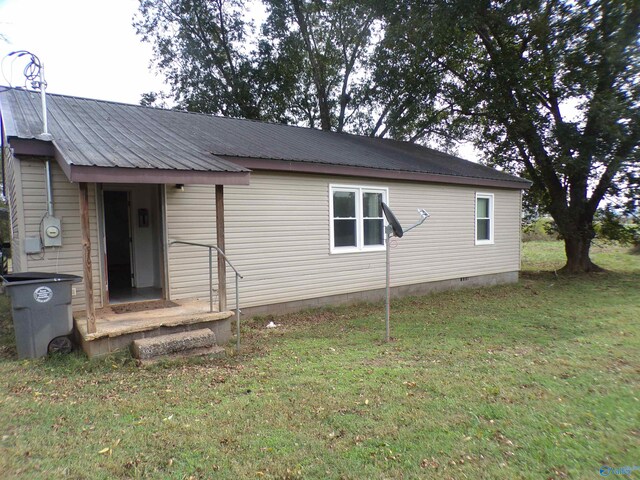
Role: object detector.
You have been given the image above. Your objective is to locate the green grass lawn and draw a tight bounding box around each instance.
[0,241,638,479]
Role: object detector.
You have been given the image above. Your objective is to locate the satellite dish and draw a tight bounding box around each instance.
[381,202,403,238]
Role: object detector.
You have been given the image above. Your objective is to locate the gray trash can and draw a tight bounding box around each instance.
[1,272,82,359]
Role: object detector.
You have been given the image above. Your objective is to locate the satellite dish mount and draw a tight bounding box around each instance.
[381,202,430,342]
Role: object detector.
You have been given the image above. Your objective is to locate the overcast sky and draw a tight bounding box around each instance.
[0,0,164,103]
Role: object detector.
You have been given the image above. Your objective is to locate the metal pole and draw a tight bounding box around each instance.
[236,273,240,353]
[385,230,391,342]
[39,63,48,136]
[208,247,213,313]
[45,160,54,216]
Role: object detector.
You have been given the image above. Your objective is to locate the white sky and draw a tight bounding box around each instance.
[0,0,479,161]
[0,0,164,103]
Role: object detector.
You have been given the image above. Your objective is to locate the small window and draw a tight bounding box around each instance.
[330,185,388,253]
[476,193,494,244]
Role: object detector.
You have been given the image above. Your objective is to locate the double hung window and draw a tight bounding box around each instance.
[330,185,388,252]
[475,193,494,244]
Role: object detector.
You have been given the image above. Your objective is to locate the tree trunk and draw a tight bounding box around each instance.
[559,230,603,274]
[290,0,332,131]
[317,91,332,131]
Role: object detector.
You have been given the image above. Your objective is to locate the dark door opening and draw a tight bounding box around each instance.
[103,186,163,304]
[104,191,133,299]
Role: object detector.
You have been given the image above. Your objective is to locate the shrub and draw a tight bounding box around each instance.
[522,217,557,242]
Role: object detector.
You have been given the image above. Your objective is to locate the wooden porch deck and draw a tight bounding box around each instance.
[73,299,234,357]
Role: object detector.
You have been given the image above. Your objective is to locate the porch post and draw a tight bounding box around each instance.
[215,185,227,311]
[79,182,96,334]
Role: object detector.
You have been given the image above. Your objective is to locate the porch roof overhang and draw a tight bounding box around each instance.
[9,138,251,185]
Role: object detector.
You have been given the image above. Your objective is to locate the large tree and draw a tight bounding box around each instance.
[375,0,640,272]
[259,0,380,131]
[135,0,269,118]
[136,0,383,130]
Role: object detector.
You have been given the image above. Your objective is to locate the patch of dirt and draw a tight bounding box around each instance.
[520,270,559,280]
[0,342,16,360]
[248,303,382,329]
[111,300,179,314]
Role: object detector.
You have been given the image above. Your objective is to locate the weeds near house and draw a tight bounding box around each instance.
[0,242,638,479]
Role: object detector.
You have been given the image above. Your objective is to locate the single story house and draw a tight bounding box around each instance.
[0,88,530,355]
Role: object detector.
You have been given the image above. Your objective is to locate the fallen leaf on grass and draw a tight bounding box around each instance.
[420,458,439,469]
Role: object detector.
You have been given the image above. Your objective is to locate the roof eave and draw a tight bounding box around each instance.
[67,164,250,185]
[8,137,251,185]
[224,156,532,190]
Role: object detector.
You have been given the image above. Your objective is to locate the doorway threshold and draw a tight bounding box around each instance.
[109,287,162,305]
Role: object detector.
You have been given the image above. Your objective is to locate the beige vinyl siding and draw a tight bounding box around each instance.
[5,151,26,272]
[165,171,522,310]
[165,185,218,300]
[18,158,102,310]
[10,163,521,313]
[387,185,520,286]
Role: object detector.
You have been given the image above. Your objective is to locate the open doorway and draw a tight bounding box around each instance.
[103,186,163,304]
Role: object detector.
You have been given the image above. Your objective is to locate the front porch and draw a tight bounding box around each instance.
[74,300,234,357]
[74,177,243,358]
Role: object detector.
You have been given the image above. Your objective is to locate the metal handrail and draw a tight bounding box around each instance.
[169,240,243,352]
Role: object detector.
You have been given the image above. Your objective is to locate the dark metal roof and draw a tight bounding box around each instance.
[0,88,530,188]
[0,88,246,173]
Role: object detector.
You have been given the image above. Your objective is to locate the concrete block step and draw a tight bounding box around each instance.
[131,328,221,360]
[136,345,226,365]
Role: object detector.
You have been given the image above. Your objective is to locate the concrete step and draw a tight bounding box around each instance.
[136,345,226,365]
[131,328,224,360]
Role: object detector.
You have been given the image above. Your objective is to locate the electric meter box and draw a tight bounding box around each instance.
[43,216,62,247]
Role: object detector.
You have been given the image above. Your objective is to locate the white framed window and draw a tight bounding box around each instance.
[330,185,388,253]
[475,193,494,245]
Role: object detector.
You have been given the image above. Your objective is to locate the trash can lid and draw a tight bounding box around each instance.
[1,272,83,285]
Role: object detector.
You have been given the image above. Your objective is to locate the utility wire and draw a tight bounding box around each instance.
[1,50,46,90]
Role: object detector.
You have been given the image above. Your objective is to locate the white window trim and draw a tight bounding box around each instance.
[329,184,389,254]
[475,192,495,245]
